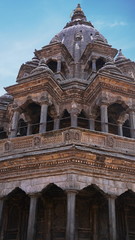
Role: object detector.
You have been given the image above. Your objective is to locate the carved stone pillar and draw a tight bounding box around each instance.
[10,109,20,138]
[26,193,39,240]
[108,195,117,240]
[71,110,78,127]
[89,115,95,131]
[117,121,123,136]
[57,59,61,72]
[27,123,32,136]
[92,58,96,72]
[39,102,49,133]
[54,117,60,130]
[66,190,77,240]
[70,103,79,128]
[0,198,4,238]
[129,109,135,138]
[100,103,108,133]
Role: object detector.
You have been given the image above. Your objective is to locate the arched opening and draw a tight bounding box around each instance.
[47,60,57,73]
[95,106,101,132]
[78,110,89,129]
[17,119,27,137]
[2,188,29,240]
[35,184,66,240]
[25,102,41,134]
[46,105,55,131]
[76,185,108,240]
[123,119,130,138]
[0,127,7,139]
[60,109,71,129]
[96,58,106,71]
[108,103,126,135]
[116,190,135,240]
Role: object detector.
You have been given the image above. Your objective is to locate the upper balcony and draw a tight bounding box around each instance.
[0,127,135,161]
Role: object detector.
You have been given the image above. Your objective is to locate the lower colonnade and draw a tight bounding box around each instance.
[0,184,135,240]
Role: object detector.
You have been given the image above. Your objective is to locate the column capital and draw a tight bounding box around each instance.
[99,100,109,107]
[106,194,117,200]
[12,105,21,113]
[28,192,41,198]
[91,56,97,61]
[53,114,60,119]
[128,107,135,113]
[89,113,96,119]
[66,189,78,195]
[40,99,49,105]
[117,120,123,125]
[70,102,79,114]
[40,93,50,105]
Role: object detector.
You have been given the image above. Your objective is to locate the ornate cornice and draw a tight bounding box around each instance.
[0,128,135,182]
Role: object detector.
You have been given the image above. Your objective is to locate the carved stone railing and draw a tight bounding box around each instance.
[0,127,135,159]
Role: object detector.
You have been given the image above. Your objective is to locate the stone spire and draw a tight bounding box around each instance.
[115,49,126,61]
[115,49,131,64]
[71,4,87,22]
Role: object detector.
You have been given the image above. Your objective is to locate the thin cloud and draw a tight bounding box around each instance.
[94,20,128,30]
[109,21,128,27]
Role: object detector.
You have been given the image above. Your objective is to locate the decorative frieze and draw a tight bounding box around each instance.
[13,139,33,149]
[0,128,135,157]
[82,132,105,147]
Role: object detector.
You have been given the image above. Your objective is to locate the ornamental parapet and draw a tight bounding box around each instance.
[0,127,135,159]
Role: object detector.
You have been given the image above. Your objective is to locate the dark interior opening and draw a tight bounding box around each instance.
[78,110,89,129]
[47,60,57,73]
[60,110,71,129]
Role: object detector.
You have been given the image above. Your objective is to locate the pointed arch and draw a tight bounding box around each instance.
[2,188,29,240]
[108,102,127,135]
[116,190,135,239]
[76,184,108,240]
[78,109,89,129]
[60,109,71,129]
[35,183,66,240]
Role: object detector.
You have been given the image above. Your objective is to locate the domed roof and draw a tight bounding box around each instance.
[50,4,108,58]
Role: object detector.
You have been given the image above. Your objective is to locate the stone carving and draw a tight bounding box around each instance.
[4,141,11,152]
[82,133,105,147]
[64,131,81,142]
[43,134,62,145]
[65,132,71,141]
[33,136,41,147]
[13,139,33,149]
[116,140,135,151]
[106,136,114,148]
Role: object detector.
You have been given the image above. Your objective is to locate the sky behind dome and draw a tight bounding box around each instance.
[0,0,135,95]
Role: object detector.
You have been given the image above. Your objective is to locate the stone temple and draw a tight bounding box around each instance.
[0,4,135,240]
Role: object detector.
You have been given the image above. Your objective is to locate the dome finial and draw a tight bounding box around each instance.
[76,3,81,10]
[71,4,87,22]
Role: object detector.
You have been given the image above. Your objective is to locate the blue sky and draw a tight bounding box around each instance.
[0,0,135,95]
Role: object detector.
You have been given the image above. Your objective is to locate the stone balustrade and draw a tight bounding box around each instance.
[0,127,134,159]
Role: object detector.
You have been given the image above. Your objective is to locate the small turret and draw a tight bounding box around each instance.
[115,49,127,62]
